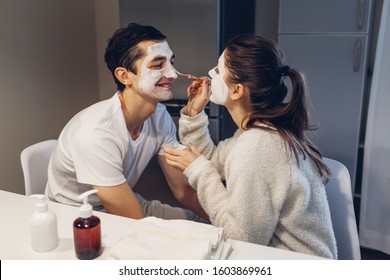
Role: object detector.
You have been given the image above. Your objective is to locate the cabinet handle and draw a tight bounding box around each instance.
[354,39,362,72]
[358,0,366,30]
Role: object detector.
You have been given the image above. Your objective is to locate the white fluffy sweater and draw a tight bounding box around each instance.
[179,109,337,259]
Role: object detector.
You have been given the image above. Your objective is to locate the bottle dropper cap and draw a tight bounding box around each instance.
[78,189,98,219]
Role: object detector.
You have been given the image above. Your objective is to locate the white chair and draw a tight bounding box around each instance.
[20,139,58,196]
[324,157,361,260]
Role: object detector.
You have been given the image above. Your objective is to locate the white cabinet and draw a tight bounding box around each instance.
[278,0,373,191]
[279,0,372,33]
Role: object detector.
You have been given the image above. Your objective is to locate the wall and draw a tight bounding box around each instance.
[254,0,279,40]
[0,0,119,194]
[94,0,120,100]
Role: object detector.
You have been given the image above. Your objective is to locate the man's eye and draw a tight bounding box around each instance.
[151,64,163,69]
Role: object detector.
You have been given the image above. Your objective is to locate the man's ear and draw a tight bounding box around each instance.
[230,83,246,101]
[114,67,132,87]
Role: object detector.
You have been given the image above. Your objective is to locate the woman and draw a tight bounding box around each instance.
[163,34,337,259]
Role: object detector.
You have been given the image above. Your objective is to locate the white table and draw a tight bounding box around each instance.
[0,190,323,260]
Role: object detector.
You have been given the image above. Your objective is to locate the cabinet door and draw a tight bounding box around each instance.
[279,35,368,187]
[279,0,372,33]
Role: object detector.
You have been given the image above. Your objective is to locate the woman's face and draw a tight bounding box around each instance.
[208,51,229,105]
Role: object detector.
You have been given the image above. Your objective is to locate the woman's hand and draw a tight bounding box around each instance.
[186,77,211,117]
[162,144,202,172]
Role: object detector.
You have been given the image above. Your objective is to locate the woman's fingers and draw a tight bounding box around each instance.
[163,148,187,171]
[162,146,184,156]
[187,81,203,97]
[163,151,182,170]
[163,145,200,172]
[189,143,201,157]
[164,158,183,170]
[187,77,210,97]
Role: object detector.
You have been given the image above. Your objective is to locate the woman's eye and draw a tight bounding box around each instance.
[215,67,219,74]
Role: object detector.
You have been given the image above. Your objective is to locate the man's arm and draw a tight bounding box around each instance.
[93,182,144,219]
[157,155,209,220]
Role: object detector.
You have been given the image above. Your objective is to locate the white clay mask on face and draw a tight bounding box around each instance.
[208,51,229,105]
[138,41,178,100]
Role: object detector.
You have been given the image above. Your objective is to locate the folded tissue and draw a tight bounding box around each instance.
[106,216,233,260]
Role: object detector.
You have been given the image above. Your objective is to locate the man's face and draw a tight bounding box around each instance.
[208,51,229,105]
[136,40,177,101]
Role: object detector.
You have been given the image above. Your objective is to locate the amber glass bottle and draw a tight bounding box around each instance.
[73,190,102,260]
[73,215,101,259]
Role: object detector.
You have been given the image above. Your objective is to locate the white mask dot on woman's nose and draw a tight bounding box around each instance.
[208,69,216,78]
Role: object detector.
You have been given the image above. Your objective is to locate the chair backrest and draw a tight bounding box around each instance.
[20,139,58,196]
[323,157,361,260]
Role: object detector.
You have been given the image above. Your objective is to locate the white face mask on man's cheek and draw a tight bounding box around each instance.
[208,52,229,105]
[138,41,178,100]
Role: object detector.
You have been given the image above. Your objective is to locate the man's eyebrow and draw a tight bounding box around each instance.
[151,53,175,61]
[150,55,167,62]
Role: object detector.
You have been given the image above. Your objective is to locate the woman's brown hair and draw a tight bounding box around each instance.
[225,34,330,183]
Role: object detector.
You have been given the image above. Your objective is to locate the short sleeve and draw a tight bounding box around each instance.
[70,129,126,186]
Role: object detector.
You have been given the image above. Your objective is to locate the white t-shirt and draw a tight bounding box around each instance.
[46,92,177,208]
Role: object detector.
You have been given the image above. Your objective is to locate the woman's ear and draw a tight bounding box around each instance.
[114,67,132,87]
[231,83,246,101]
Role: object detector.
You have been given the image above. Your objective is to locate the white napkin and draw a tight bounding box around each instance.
[106,217,232,260]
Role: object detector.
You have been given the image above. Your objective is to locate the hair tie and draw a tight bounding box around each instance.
[280,65,290,77]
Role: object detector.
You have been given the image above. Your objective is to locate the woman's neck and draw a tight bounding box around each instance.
[227,105,250,131]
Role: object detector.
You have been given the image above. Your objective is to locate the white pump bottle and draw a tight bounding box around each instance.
[30,195,59,252]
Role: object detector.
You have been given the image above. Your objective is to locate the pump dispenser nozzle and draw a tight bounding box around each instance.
[78,189,97,219]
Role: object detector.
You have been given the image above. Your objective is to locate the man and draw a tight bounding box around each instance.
[46,23,207,221]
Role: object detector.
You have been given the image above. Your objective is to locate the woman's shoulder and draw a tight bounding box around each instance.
[239,128,283,149]
[231,128,292,171]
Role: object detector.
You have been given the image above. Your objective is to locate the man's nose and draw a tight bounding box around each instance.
[163,64,178,79]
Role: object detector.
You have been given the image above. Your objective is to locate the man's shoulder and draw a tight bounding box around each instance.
[84,94,119,116]
[75,94,122,127]
[69,96,126,146]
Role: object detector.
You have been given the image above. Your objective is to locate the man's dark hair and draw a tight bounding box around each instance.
[104,22,167,91]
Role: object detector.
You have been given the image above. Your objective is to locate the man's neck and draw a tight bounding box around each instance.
[119,90,158,140]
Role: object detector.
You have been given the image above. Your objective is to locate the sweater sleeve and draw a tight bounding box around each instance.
[179,107,239,178]
[184,132,289,245]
